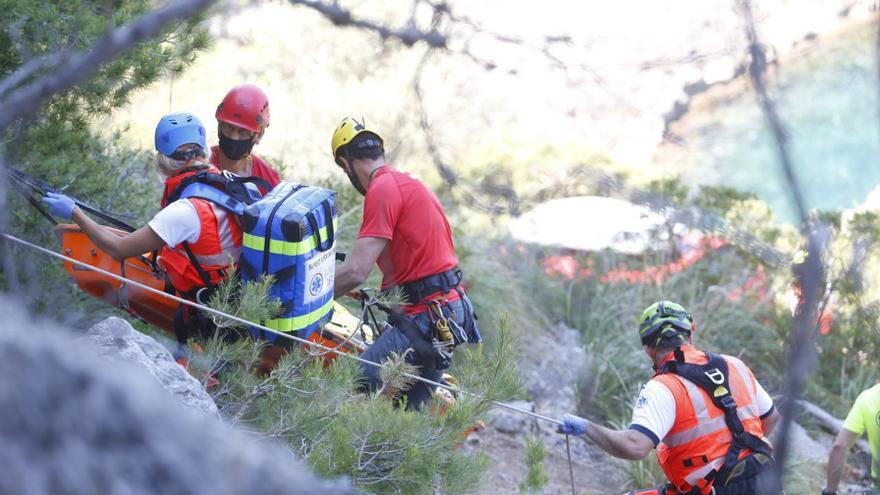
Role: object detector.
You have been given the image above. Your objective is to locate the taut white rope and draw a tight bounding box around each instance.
[2,232,562,426]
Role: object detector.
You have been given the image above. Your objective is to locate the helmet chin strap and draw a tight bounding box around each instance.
[342,148,367,196]
[346,168,367,196]
[674,344,686,363]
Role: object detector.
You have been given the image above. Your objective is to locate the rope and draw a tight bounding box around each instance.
[565,434,576,495]
[1,231,562,427]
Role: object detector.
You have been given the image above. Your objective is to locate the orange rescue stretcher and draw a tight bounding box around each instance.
[57,224,373,360]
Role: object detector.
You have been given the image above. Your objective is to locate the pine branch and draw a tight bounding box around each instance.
[0,0,216,133]
[232,359,306,423]
[519,435,550,494]
[205,270,281,333]
[376,350,418,400]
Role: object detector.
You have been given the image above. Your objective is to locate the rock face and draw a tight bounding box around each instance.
[488,399,536,434]
[770,421,829,463]
[467,321,623,494]
[519,322,587,425]
[85,317,218,417]
[0,297,356,495]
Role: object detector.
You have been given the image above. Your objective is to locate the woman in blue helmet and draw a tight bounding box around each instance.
[43,112,243,341]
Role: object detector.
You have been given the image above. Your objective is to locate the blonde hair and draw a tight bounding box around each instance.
[153,148,210,178]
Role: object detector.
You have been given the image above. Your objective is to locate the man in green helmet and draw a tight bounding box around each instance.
[557,301,780,494]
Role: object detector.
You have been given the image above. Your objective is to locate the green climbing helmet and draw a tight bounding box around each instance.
[638,301,694,347]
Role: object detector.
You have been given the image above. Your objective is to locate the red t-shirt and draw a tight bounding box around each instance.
[209,145,281,193]
[358,165,459,295]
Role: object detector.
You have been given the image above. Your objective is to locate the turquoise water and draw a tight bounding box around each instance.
[679,25,880,223]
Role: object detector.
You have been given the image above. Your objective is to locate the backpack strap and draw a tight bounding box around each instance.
[180,241,213,288]
[659,352,773,488]
[220,174,271,203]
[178,182,248,216]
[167,170,270,209]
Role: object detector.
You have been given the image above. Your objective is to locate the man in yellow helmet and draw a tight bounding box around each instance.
[330,116,480,410]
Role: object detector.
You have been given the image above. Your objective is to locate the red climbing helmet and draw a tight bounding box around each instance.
[215,84,270,134]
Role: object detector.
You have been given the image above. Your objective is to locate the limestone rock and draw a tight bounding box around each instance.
[85,317,218,417]
[488,400,536,434]
[518,322,585,420]
[0,297,356,495]
[770,421,829,463]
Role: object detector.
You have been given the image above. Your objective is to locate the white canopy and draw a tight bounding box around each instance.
[508,196,675,254]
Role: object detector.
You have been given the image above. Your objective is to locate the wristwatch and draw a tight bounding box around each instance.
[821,489,837,495]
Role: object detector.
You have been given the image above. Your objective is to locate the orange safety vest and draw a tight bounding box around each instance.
[158,166,242,294]
[652,345,770,494]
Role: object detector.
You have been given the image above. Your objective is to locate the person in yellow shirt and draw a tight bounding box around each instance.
[823,382,880,495]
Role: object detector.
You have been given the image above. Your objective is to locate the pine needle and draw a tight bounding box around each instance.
[377,350,419,401]
[204,269,282,333]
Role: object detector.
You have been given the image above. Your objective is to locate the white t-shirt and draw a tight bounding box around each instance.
[148,199,201,247]
[629,365,774,446]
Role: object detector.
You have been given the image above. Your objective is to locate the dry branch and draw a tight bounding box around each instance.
[288,0,446,47]
[232,360,304,423]
[791,399,872,458]
[738,1,827,492]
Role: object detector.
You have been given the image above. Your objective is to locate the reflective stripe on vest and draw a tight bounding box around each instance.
[663,408,762,447]
[684,458,724,487]
[212,204,241,263]
[241,219,338,256]
[653,346,768,493]
[265,298,335,333]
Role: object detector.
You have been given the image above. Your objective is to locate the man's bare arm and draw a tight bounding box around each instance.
[585,423,655,460]
[333,236,388,297]
[71,208,164,260]
[825,427,860,492]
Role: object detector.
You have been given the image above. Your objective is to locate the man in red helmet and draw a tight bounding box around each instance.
[211,84,281,192]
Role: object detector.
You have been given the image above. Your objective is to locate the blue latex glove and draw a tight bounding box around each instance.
[557,413,588,436]
[42,192,78,219]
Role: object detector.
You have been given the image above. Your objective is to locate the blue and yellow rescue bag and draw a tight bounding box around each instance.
[238,182,337,342]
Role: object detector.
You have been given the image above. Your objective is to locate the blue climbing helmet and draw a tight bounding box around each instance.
[154,112,207,159]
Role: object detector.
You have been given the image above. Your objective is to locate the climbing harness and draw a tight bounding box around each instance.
[381,267,481,371]
[424,297,455,369]
[657,351,774,493]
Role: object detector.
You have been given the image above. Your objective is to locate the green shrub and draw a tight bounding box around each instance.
[199,314,521,494]
[520,435,550,494]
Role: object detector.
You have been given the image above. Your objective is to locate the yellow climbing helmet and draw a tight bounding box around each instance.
[330,116,384,161]
[638,300,694,347]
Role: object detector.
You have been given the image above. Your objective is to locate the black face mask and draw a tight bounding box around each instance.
[218,132,255,160]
